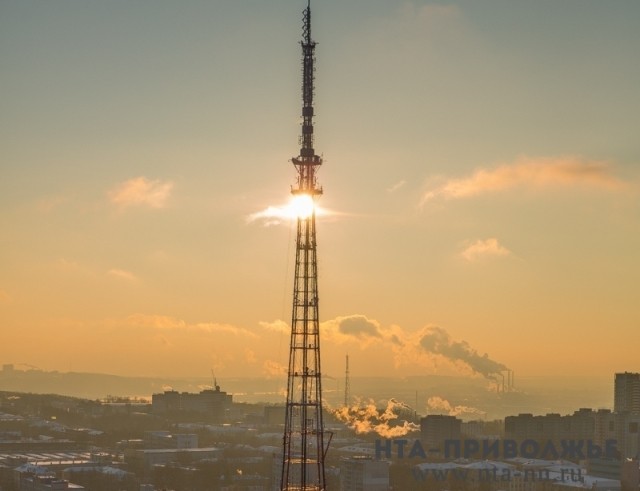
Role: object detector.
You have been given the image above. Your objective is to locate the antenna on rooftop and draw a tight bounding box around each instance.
[211,369,219,391]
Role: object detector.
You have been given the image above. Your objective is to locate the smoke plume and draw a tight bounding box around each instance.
[320,315,508,381]
[418,326,506,379]
[333,399,419,438]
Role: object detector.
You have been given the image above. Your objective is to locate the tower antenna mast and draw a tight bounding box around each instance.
[344,354,350,408]
[280,1,328,489]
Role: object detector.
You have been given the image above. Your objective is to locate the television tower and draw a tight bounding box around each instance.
[280,1,328,489]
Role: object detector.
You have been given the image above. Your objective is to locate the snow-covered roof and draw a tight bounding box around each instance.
[64,466,129,478]
[464,460,516,471]
[414,462,460,471]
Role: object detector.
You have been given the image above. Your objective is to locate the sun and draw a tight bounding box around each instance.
[248,193,328,225]
[288,194,315,219]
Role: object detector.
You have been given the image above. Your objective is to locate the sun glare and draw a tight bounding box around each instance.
[288,194,315,219]
[248,194,326,225]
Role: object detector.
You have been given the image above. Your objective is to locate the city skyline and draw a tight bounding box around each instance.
[1,1,639,382]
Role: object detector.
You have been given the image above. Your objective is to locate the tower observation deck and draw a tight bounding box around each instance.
[280,1,329,490]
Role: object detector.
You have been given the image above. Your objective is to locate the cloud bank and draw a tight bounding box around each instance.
[461,238,511,262]
[107,268,138,282]
[125,314,256,337]
[0,289,11,304]
[108,177,173,209]
[322,315,404,348]
[422,156,623,203]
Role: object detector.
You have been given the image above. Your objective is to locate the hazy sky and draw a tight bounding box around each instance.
[1,0,639,383]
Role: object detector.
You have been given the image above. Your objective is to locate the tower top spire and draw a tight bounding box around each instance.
[304,0,312,45]
[292,0,322,196]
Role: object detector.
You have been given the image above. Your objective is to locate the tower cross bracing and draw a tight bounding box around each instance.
[280,1,328,490]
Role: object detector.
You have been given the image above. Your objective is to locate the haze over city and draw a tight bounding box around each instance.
[1,0,639,394]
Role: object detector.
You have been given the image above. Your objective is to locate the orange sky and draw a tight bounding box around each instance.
[1,1,639,382]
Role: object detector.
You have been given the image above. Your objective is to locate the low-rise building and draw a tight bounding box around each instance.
[152,386,232,422]
[340,456,390,491]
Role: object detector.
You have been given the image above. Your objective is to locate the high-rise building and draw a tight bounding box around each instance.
[505,409,597,445]
[593,409,617,449]
[420,415,461,459]
[616,412,640,459]
[614,372,640,414]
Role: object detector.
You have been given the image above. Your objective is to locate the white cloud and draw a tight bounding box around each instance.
[461,238,511,262]
[387,180,406,193]
[244,348,257,364]
[194,322,257,337]
[0,289,11,304]
[259,320,289,334]
[247,204,295,226]
[107,269,138,282]
[125,314,256,337]
[55,258,82,271]
[36,195,69,213]
[322,315,387,347]
[53,258,95,277]
[247,198,333,227]
[422,156,624,203]
[263,360,287,378]
[126,314,186,330]
[108,177,173,209]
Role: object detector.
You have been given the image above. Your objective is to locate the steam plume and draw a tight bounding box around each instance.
[419,326,506,379]
[427,396,486,417]
[333,399,419,437]
[320,315,509,381]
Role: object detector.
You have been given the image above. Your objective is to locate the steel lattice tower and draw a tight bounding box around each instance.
[344,354,350,408]
[280,1,328,490]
